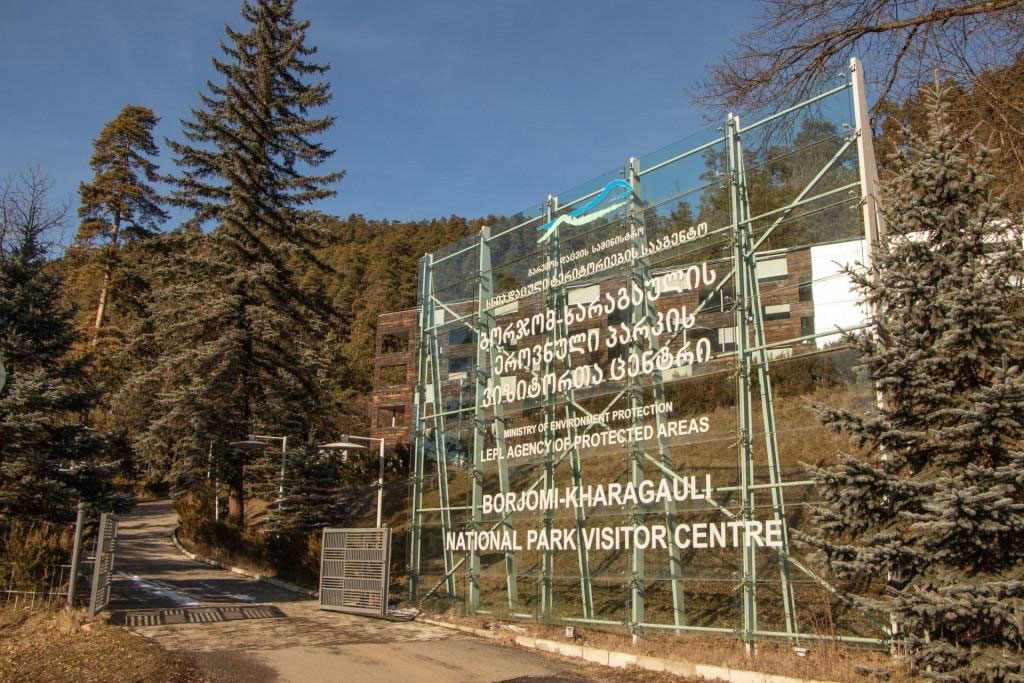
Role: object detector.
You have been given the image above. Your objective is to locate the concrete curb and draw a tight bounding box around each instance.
[417,618,834,683]
[170,527,318,599]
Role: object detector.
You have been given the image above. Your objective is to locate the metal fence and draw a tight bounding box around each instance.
[0,562,78,611]
[0,507,118,616]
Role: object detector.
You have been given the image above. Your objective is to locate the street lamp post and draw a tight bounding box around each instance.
[319,435,387,528]
[248,434,289,511]
[228,437,287,527]
[207,441,220,522]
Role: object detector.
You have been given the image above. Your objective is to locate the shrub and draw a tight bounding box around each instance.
[0,521,72,591]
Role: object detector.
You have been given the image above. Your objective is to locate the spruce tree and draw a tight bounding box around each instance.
[807,85,1024,681]
[265,440,343,534]
[77,105,167,348]
[139,0,341,526]
[0,169,117,522]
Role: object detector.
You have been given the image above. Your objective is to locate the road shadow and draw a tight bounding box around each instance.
[110,575,309,610]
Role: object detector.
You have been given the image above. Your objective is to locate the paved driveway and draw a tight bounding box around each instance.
[110,501,604,683]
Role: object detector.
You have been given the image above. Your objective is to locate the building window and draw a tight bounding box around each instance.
[448,355,472,377]
[653,269,697,294]
[567,284,601,306]
[492,375,516,400]
[444,392,466,412]
[798,274,813,302]
[662,364,693,381]
[608,342,629,363]
[378,405,405,428]
[381,331,408,353]
[699,281,734,313]
[763,303,791,321]
[448,327,475,346]
[756,255,788,282]
[688,328,717,356]
[608,306,630,326]
[378,364,407,385]
[718,326,737,353]
[493,301,519,316]
[800,315,815,338]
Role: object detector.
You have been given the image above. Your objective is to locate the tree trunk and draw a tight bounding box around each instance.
[91,264,112,348]
[91,214,120,348]
[228,461,245,528]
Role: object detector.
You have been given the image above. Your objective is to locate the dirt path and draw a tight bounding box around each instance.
[109,501,606,683]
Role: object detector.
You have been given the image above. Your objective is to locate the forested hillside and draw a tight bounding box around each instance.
[58,213,485,438]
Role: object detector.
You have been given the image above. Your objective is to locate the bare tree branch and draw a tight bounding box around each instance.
[0,167,69,258]
[700,0,1023,115]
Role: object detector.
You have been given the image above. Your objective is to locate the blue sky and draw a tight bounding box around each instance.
[1,1,759,235]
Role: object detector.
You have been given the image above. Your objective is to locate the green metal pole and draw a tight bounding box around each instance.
[408,255,431,602]
[469,231,486,613]
[625,159,646,633]
[627,156,686,628]
[540,195,557,621]
[539,196,595,619]
[473,226,520,611]
[735,137,799,638]
[423,256,456,599]
[728,114,757,654]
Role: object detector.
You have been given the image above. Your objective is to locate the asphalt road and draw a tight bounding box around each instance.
[109,501,608,683]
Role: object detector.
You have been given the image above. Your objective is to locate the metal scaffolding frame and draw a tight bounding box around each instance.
[539,196,596,620]
[407,58,888,647]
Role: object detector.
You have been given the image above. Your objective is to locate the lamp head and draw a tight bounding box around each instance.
[318,441,366,450]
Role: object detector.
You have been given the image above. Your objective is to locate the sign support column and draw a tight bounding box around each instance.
[735,130,799,638]
[728,113,757,654]
[408,255,431,602]
[471,226,519,611]
[426,276,457,599]
[627,156,687,629]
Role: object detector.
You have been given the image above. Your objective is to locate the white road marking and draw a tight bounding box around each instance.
[116,572,200,606]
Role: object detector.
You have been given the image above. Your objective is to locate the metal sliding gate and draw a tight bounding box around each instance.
[87,512,118,617]
[319,528,392,617]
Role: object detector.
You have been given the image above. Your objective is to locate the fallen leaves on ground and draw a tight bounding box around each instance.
[0,607,207,683]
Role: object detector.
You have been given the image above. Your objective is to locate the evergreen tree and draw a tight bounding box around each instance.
[77,105,167,348]
[0,169,119,522]
[266,440,344,534]
[139,0,342,526]
[807,85,1024,681]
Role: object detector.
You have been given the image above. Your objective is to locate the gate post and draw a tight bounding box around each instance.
[727,113,758,654]
[66,501,85,609]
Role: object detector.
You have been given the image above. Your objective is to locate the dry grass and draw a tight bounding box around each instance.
[499,662,721,683]
[429,611,912,682]
[175,530,274,578]
[408,382,882,638]
[0,606,207,683]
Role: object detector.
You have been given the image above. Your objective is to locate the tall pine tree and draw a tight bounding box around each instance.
[0,169,119,522]
[136,0,341,526]
[807,85,1024,680]
[77,105,167,348]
